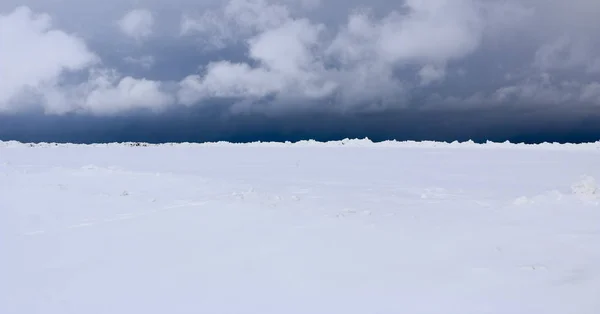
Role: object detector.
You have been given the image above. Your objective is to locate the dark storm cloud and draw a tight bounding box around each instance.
[3,103,600,144]
[1,0,600,143]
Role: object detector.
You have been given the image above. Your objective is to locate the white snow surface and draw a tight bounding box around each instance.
[1,140,600,314]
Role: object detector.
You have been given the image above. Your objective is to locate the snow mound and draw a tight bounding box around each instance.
[514,176,600,206]
[513,190,564,205]
[571,175,599,198]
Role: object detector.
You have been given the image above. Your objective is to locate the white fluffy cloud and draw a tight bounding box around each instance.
[0,6,97,111]
[75,71,174,115]
[34,69,172,115]
[332,0,483,65]
[117,9,154,41]
[178,0,495,111]
[0,6,172,115]
[178,0,337,109]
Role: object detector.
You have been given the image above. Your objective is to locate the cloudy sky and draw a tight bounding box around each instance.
[1,0,600,143]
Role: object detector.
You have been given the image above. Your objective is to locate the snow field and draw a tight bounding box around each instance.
[1,141,599,314]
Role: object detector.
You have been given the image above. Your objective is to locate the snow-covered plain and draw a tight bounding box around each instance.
[1,139,600,314]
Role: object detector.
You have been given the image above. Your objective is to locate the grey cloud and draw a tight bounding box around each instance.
[1,0,600,116]
[534,36,600,73]
[581,83,600,104]
[123,55,156,69]
[117,9,155,41]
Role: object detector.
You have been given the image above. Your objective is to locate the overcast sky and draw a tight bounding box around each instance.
[1,0,600,142]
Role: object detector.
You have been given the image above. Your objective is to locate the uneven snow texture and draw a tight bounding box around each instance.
[4,138,600,149]
[1,142,600,314]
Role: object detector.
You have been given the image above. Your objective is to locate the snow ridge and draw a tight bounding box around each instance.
[2,138,600,150]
